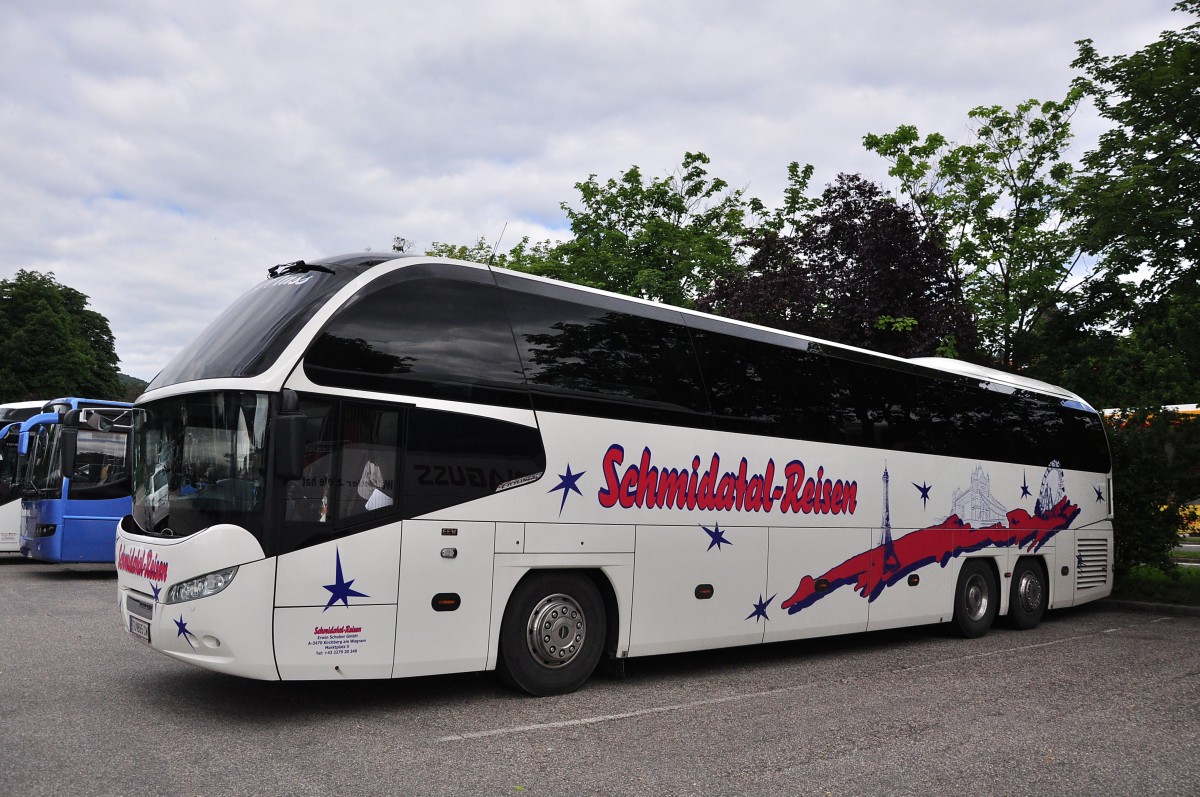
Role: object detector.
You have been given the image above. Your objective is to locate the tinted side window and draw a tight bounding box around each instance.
[1014,392,1056,466]
[919,376,1018,460]
[282,399,402,552]
[917,373,1112,471]
[918,373,971,458]
[497,274,710,427]
[305,264,530,408]
[336,404,401,524]
[825,353,923,452]
[686,320,842,444]
[402,408,546,518]
[1051,404,1111,473]
[283,400,337,528]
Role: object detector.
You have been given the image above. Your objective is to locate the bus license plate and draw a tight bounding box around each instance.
[129,614,151,643]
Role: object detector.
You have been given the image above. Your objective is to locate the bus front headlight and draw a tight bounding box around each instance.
[165,566,239,604]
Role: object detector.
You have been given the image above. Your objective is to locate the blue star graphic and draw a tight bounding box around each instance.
[913,481,932,510]
[150,582,162,602]
[1094,486,1105,502]
[703,523,732,551]
[746,593,775,623]
[549,464,586,516]
[174,615,197,650]
[1020,473,1032,499]
[323,548,369,612]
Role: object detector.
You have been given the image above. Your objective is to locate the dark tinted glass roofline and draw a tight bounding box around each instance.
[485,264,1093,411]
[246,252,856,379]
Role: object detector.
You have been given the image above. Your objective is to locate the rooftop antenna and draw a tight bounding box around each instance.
[488,222,508,266]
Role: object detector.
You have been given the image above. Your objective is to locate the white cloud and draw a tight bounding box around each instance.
[0,0,1184,380]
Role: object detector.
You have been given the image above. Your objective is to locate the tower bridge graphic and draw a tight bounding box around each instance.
[949,466,1008,527]
[781,461,1079,615]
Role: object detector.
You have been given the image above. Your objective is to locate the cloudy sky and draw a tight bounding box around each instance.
[0,1,1186,382]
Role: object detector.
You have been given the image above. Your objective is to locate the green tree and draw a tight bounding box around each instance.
[864,93,1084,367]
[701,174,975,358]
[549,151,748,307]
[1070,1,1200,301]
[407,234,569,276]
[412,153,750,307]
[422,236,495,263]
[691,162,821,332]
[1105,409,1200,578]
[0,270,122,402]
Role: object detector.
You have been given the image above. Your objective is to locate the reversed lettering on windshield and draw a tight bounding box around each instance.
[264,274,314,287]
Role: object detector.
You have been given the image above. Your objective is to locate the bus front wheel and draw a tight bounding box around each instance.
[952,559,998,638]
[498,572,606,696]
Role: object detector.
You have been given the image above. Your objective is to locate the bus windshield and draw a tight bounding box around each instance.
[131,392,271,540]
[26,423,63,496]
[69,425,132,500]
[147,256,401,391]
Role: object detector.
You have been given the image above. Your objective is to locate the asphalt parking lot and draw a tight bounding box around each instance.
[1,554,1197,797]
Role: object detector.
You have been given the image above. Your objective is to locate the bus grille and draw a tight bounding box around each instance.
[1076,538,1110,590]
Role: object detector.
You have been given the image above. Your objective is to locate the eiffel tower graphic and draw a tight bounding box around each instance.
[880,465,901,573]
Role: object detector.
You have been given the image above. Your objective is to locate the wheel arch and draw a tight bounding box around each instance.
[486,564,623,672]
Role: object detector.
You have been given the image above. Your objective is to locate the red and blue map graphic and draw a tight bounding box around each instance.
[781,495,1080,615]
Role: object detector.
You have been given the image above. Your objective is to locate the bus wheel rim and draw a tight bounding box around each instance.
[526,593,587,668]
[964,573,989,622]
[1017,570,1042,613]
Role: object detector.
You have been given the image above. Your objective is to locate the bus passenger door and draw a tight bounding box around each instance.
[392,519,495,678]
[764,526,872,643]
[628,524,768,657]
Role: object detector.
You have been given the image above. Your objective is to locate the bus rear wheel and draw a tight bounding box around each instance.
[953,559,998,638]
[1007,558,1047,630]
[498,572,605,696]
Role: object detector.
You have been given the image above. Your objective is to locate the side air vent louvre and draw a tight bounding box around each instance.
[1076,538,1110,590]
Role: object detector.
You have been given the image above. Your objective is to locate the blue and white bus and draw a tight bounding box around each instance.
[115,254,1113,694]
[19,398,134,563]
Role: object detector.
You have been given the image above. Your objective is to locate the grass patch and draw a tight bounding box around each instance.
[1175,549,1200,563]
[1113,565,1200,606]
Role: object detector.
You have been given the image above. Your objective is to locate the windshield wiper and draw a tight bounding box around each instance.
[268,260,336,279]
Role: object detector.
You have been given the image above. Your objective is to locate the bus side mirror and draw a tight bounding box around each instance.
[61,410,80,479]
[274,391,306,482]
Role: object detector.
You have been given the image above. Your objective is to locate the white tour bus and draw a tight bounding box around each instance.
[116,254,1113,695]
[1,400,48,551]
